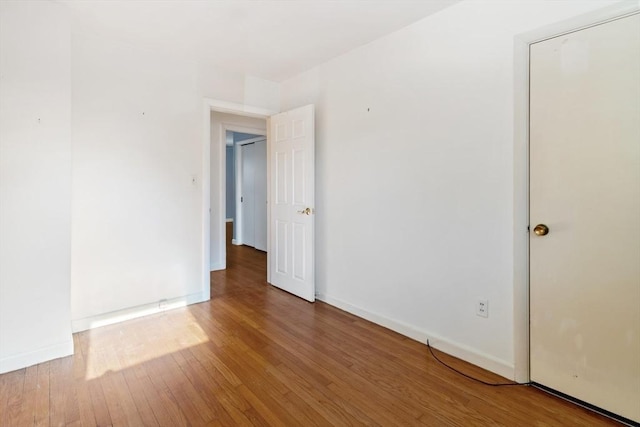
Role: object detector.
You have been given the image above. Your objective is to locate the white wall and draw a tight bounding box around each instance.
[70,29,279,330]
[70,33,204,327]
[281,0,619,378]
[2,0,281,363]
[0,1,74,373]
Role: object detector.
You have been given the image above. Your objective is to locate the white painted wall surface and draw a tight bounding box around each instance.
[281,0,618,378]
[0,1,74,373]
[71,30,279,330]
[70,32,204,326]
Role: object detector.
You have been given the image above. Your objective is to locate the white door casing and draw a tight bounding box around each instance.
[206,102,270,274]
[268,105,315,302]
[529,13,640,423]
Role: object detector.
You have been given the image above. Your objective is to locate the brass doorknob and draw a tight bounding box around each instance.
[297,207,312,215]
[533,224,549,236]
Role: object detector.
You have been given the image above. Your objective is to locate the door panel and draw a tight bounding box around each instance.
[275,151,287,204]
[269,105,315,302]
[293,222,305,281]
[275,220,288,274]
[529,14,640,422]
[292,149,306,205]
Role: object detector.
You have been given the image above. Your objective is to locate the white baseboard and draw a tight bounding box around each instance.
[0,339,74,374]
[316,293,515,380]
[225,218,234,223]
[231,239,240,245]
[210,262,226,271]
[71,291,208,333]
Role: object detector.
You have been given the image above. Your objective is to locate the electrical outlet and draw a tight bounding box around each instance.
[477,299,489,318]
[191,175,198,187]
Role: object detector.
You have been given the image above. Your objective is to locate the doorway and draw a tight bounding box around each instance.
[203,100,317,304]
[207,108,268,274]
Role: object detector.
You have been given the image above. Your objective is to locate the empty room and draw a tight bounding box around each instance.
[1,0,638,425]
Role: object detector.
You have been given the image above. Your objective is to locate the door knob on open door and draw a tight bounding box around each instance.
[533,224,549,236]
[297,207,312,215]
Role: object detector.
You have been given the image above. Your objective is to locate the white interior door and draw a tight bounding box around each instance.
[241,143,255,248]
[254,140,267,252]
[529,14,640,423]
[268,105,315,302]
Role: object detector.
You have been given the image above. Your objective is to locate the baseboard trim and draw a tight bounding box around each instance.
[231,239,240,246]
[0,339,74,374]
[316,293,515,380]
[225,218,234,223]
[210,262,226,271]
[71,292,208,333]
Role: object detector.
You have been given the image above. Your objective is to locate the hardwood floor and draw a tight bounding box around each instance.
[0,225,620,426]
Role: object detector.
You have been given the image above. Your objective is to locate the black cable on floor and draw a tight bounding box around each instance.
[426,340,532,387]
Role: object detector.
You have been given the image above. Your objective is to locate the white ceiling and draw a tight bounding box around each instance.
[60,0,459,82]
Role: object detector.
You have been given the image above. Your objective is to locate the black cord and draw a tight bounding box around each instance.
[426,340,531,387]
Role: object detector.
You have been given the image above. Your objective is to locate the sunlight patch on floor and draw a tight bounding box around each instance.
[83,308,209,380]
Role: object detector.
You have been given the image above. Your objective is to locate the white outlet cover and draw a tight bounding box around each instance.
[477,299,489,318]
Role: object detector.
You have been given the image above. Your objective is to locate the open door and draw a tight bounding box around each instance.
[268,105,315,302]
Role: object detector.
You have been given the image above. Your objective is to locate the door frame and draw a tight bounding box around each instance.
[513,3,640,383]
[202,98,277,300]
[235,135,267,247]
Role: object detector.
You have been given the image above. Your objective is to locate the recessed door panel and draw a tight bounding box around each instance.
[275,220,288,275]
[292,149,306,206]
[293,119,305,139]
[293,222,306,281]
[275,123,287,142]
[275,151,287,205]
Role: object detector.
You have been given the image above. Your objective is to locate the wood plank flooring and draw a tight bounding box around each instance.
[0,225,621,426]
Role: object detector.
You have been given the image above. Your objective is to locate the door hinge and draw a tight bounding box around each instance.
[241,196,243,202]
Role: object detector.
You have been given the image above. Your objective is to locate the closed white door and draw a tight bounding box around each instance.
[254,140,267,252]
[530,14,640,423]
[269,105,315,302]
[241,143,255,248]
